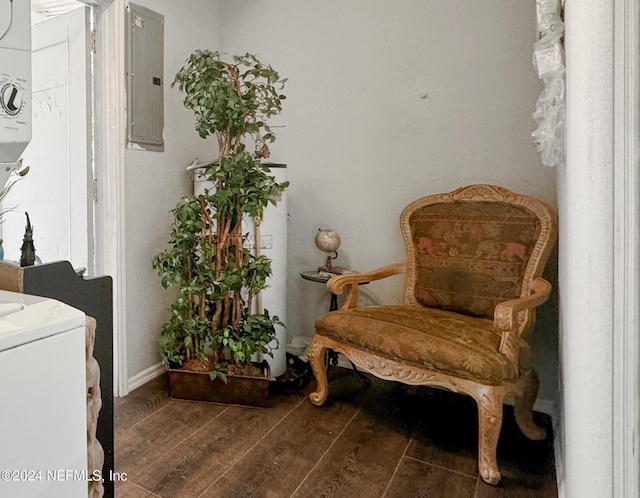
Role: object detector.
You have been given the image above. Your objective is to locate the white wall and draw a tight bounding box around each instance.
[217,0,559,407]
[123,0,221,383]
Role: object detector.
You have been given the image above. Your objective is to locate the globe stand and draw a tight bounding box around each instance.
[318,251,339,273]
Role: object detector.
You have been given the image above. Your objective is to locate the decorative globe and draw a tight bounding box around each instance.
[315,229,341,253]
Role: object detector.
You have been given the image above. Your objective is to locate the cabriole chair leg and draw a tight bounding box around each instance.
[308,336,329,406]
[476,389,504,485]
[514,369,546,440]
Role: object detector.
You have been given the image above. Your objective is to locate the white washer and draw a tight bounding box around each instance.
[0,290,87,498]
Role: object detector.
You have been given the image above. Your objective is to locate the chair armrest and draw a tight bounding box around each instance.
[494,277,552,331]
[327,263,406,310]
[327,263,407,294]
[494,278,552,362]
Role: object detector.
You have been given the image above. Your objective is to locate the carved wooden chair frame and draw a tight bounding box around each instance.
[307,184,558,485]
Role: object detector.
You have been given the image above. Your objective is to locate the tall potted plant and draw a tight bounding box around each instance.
[153,50,288,405]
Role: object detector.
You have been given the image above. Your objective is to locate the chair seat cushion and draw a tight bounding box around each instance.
[315,305,518,384]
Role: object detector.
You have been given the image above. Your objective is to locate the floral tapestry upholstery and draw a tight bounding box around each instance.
[409,202,540,318]
[315,305,522,384]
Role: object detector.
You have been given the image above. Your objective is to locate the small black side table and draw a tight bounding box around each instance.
[300,270,371,387]
[299,270,339,311]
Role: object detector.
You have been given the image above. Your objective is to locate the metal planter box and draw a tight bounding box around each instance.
[168,364,270,408]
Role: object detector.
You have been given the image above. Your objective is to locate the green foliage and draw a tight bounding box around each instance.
[173,50,286,151]
[217,310,284,365]
[154,51,288,381]
[0,160,30,224]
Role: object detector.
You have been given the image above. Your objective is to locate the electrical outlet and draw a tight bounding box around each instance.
[260,235,273,249]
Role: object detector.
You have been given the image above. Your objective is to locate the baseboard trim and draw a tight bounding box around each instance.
[126,362,166,393]
[553,413,565,498]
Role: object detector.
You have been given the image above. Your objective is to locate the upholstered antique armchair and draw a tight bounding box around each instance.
[308,184,557,485]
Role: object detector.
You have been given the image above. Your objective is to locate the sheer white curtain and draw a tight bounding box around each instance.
[532,0,565,167]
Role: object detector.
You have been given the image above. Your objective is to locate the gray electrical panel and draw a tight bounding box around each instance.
[126,2,164,151]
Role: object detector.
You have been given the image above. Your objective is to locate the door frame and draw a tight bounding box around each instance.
[560,0,640,496]
[611,0,640,495]
[92,0,128,396]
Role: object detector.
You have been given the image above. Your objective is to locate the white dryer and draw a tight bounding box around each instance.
[0,290,87,498]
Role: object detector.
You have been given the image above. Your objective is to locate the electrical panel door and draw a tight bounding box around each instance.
[126,2,164,151]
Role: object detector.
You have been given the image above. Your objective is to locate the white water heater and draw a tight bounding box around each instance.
[193,163,289,378]
[0,0,31,185]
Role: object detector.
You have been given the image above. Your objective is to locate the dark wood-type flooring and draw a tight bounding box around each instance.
[115,367,557,497]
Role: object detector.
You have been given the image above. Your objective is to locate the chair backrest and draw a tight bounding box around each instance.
[400,185,557,319]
